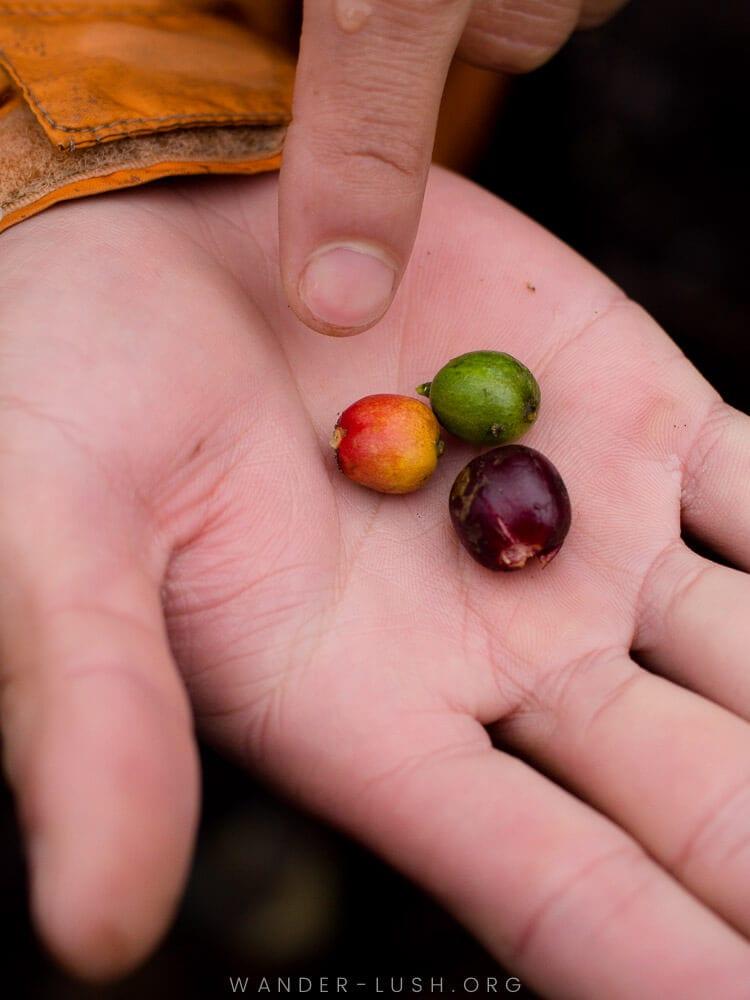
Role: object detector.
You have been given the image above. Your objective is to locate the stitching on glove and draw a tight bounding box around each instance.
[0,5,183,13]
[0,50,288,141]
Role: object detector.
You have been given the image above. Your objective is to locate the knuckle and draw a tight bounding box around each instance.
[385,0,468,14]
[334,142,426,183]
[578,0,629,30]
[681,400,737,515]
[632,539,686,650]
[512,840,652,960]
[460,31,555,73]
[305,103,428,184]
[353,733,489,809]
[658,559,717,634]
[529,647,638,742]
[672,776,750,880]
[461,0,581,73]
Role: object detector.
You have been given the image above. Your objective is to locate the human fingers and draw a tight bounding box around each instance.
[458,0,628,70]
[279,0,472,336]
[578,0,629,29]
[682,405,750,570]
[327,714,750,998]
[0,467,198,980]
[497,650,750,943]
[635,541,750,719]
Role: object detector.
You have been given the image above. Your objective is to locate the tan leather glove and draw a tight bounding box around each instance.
[0,0,294,234]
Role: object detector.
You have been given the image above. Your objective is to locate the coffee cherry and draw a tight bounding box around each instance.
[450,445,571,570]
[418,350,540,445]
[331,394,444,494]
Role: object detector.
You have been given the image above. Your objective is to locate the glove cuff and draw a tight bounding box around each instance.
[0,4,293,233]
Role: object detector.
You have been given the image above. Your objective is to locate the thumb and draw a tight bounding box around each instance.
[0,471,199,981]
[279,0,471,336]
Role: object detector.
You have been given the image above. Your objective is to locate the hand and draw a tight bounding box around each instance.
[279,0,627,336]
[2,168,750,997]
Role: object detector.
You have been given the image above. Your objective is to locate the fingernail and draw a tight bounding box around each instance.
[299,241,397,332]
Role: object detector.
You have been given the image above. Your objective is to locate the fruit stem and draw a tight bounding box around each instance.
[329,426,347,450]
[416,382,432,398]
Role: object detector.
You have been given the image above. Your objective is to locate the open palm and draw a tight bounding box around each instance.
[2,168,750,998]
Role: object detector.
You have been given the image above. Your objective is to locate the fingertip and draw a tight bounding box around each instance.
[292,240,400,336]
[27,745,198,983]
[18,671,200,983]
[30,861,154,983]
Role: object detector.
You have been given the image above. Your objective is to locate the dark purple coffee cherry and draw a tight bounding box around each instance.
[450,445,571,571]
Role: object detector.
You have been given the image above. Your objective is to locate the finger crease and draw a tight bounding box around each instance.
[671,774,750,877]
[510,842,643,962]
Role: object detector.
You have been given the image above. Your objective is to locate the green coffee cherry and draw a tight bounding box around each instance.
[417,350,540,445]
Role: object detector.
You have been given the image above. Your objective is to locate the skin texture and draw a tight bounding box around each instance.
[281,0,629,334]
[333,394,442,494]
[2,168,750,995]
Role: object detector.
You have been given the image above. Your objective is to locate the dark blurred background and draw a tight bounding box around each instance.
[1,1,748,996]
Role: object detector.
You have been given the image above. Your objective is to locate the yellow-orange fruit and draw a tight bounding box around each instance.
[330,394,444,494]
